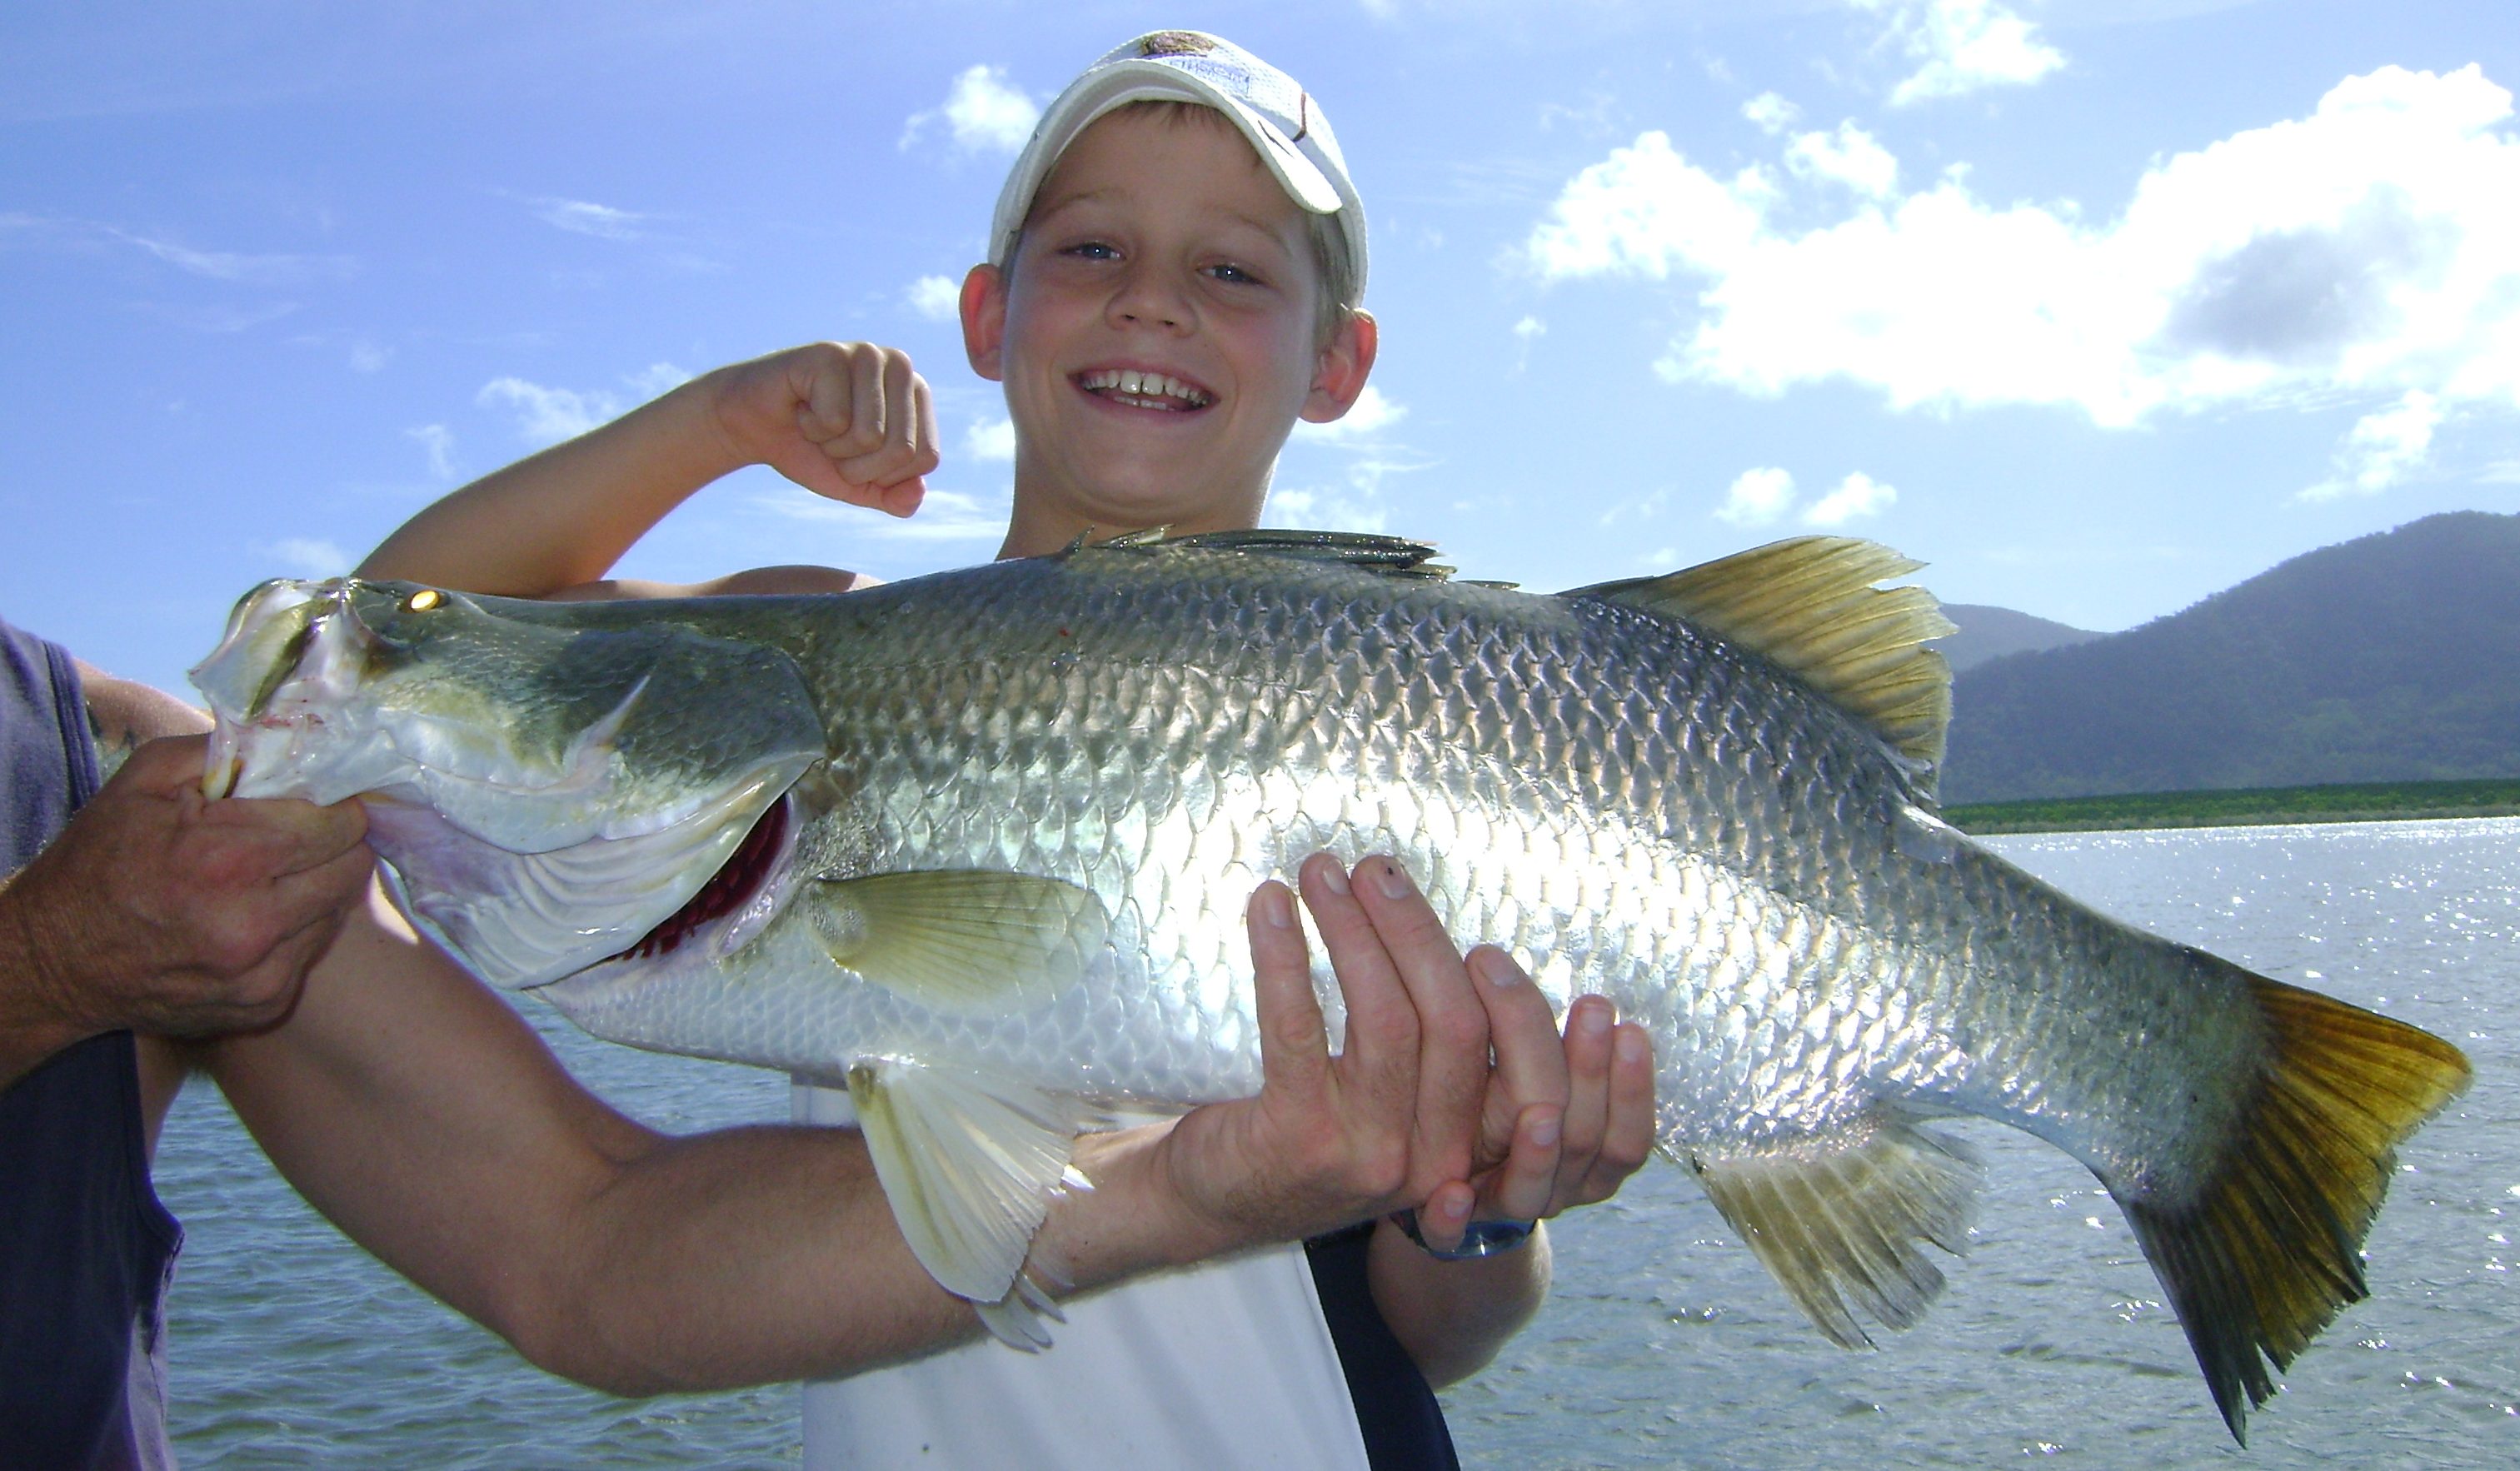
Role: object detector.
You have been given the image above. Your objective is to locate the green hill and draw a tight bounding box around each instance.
[1931,604,2102,674]
[1939,511,2520,804]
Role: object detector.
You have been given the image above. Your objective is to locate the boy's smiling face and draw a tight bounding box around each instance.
[962,104,1375,556]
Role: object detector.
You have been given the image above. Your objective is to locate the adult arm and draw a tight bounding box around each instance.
[359,343,939,597]
[200,853,1509,1395]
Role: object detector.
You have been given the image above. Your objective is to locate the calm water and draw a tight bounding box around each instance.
[157,819,2519,1467]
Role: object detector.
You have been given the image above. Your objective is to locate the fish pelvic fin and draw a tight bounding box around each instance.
[1563,537,1955,790]
[1692,1109,1981,1349]
[847,1057,1097,1345]
[2116,974,2472,1445]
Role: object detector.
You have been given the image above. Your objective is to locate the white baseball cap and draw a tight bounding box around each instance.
[988,30,1369,307]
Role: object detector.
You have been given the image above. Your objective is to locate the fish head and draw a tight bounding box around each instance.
[192,578,829,990]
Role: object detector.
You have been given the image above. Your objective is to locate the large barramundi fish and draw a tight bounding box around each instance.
[192,530,2468,1441]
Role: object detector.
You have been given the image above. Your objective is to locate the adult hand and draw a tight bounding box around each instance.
[2,734,373,1044]
[1152,853,1495,1253]
[1408,955,1657,1253]
[706,342,940,518]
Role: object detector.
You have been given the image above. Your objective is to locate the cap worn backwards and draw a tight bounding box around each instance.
[990,30,1368,308]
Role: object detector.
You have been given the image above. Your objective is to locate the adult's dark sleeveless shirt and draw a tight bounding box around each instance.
[0,619,184,1470]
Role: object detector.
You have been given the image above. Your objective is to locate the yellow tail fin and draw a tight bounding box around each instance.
[2119,973,2470,1444]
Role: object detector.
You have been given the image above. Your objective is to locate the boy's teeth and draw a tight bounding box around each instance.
[1081,369,1213,408]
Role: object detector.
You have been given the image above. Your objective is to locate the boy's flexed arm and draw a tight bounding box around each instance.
[359,344,940,596]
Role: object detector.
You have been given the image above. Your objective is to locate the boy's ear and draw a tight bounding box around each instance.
[961,264,1008,382]
[1299,310,1380,425]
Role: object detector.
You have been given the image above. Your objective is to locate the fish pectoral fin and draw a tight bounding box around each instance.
[1563,537,1955,787]
[847,1056,1095,1344]
[1692,1109,1981,1349]
[806,871,1110,1016]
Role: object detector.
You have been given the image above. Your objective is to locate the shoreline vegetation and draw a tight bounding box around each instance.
[1944,777,2520,835]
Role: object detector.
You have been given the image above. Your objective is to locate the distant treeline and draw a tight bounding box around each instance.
[1944,777,2520,835]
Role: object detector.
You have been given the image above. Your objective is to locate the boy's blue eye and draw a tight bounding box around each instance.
[1065,241,1119,261]
[1208,263,1262,285]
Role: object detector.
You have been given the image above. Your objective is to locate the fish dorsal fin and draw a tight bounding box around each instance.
[1100,527,1457,581]
[1691,1108,1982,1349]
[1567,536,1956,780]
[806,870,1108,1015]
[848,1056,1095,1344]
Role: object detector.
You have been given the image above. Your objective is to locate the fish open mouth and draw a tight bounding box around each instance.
[612,795,794,963]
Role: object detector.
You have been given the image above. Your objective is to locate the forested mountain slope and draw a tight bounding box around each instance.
[1939,511,2520,803]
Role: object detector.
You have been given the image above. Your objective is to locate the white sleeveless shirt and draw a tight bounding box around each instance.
[793,1082,1373,1470]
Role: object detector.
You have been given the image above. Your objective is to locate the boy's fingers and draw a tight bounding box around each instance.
[912,376,941,476]
[846,343,888,450]
[799,353,856,440]
[877,478,926,518]
[1247,881,1330,1097]
[882,352,921,458]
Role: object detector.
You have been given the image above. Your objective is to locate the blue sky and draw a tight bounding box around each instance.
[5,0,2514,697]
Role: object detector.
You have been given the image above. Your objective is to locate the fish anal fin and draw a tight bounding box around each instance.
[1564,536,1956,782]
[808,870,1107,1016]
[1694,1109,1981,1350]
[847,1057,1093,1340]
[2115,973,2472,1445]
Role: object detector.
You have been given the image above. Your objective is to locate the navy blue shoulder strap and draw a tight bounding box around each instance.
[1305,1223,1463,1470]
[0,615,183,1470]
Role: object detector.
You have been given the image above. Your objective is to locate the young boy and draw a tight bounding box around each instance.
[362,32,1654,1469]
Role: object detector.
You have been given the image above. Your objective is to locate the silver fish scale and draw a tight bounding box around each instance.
[550,546,2260,1183]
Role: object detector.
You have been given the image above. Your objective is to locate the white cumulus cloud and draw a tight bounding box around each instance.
[1716,466,1797,526]
[902,65,1040,153]
[1786,122,1899,200]
[1525,65,2520,441]
[262,536,348,577]
[1295,384,1408,442]
[965,416,1015,461]
[755,485,1011,543]
[1804,471,1898,526]
[627,362,692,399]
[407,423,456,480]
[906,273,962,321]
[531,197,644,240]
[2303,391,2446,501]
[478,377,621,446]
[1742,92,1800,136]
[1859,0,2066,106]
[478,365,689,446]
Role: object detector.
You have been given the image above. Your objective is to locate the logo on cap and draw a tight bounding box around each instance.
[1139,32,1216,57]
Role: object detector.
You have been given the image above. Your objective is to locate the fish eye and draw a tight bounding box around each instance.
[406,588,444,612]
